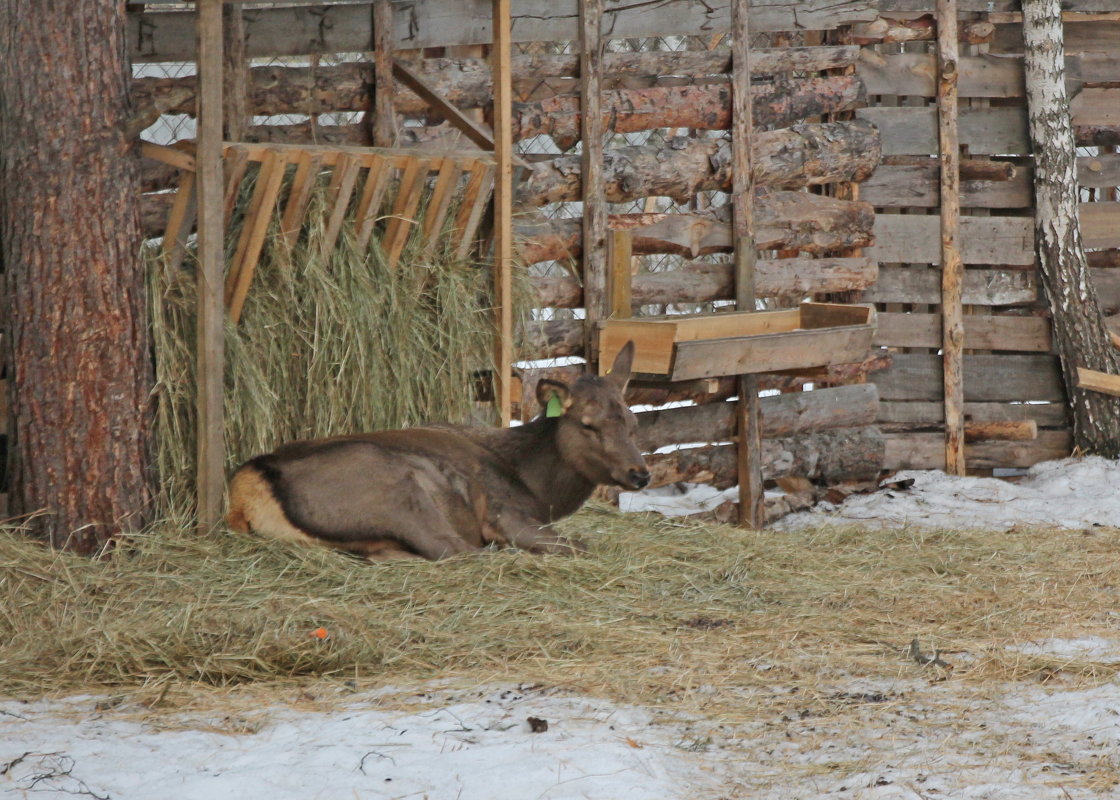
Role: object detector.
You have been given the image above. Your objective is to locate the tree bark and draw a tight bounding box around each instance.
[1023,0,1120,456]
[517,120,881,206]
[0,0,153,551]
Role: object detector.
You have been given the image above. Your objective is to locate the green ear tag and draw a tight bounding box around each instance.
[546,392,564,418]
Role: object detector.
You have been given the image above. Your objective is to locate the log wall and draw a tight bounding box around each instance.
[122,1,1120,500]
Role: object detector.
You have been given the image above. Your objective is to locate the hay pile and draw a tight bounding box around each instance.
[2,511,1119,718]
[148,176,499,517]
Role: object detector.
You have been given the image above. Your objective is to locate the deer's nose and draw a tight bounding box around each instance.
[628,469,651,490]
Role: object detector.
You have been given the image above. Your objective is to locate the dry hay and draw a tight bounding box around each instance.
[148,168,504,517]
[2,510,1119,721]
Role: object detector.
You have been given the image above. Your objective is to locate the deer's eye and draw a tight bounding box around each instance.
[581,421,597,432]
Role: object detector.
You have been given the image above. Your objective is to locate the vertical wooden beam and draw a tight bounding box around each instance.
[492,0,513,426]
[732,0,765,529]
[580,0,607,368]
[938,0,965,476]
[196,0,225,531]
[372,0,397,148]
[609,230,633,319]
[221,4,248,141]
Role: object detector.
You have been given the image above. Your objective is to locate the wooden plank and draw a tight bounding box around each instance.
[609,230,632,320]
[882,1,1118,12]
[278,150,322,249]
[938,0,964,477]
[1079,154,1120,189]
[195,0,225,531]
[581,0,607,364]
[857,106,1030,156]
[384,158,431,268]
[861,162,1033,208]
[992,21,1120,55]
[865,266,1037,305]
[857,51,1026,98]
[221,146,251,223]
[875,312,1052,352]
[353,156,392,252]
[1080,202,1120,250]
[883,430,1072,471]
[372,0,397,147]
[161,170,196,261]
[318,153,363,262]
[868,214,1035,266]
[419,157,461,255]
[732,0,763,529]
[1072,88,1120,127]
[226,150,287,323]
[1076,367,1120,397]
[670,325,875,381]
[128,1,881,61]
[879,400,1069,429]
[636,383,880,449]
[493,0,514,428]
[141,141,196,172]
[224,149,280,306]
[874,353,1066,402]
[453,163,495,261]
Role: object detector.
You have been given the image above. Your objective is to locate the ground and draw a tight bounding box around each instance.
[4,457,1120,799]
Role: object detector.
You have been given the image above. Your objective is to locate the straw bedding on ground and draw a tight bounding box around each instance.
[2,511,1119,722]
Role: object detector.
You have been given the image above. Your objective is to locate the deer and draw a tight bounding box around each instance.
[225,342,650,560]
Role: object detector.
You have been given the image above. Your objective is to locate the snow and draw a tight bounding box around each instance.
[8,456,1120,798]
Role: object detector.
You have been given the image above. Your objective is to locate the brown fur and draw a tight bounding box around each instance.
[225,343,650,561]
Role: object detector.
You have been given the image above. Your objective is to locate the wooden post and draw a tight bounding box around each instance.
[938,0,965,476]
[732,0,764,529]
[372,0,397,148]
[196,0,225,531]
[580,0,607,367]
[610,230,633,319]
[492,0,513,426]
[221,4,248,141]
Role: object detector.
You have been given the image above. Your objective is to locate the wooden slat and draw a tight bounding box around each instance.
[1080,202,1120,250]
[857,51,1026,98]
[857,106,1030,156]
[380,157,425,266]
[161,170,196,262]
[868,214,1035,266]
[318,152,363,262]
[142,141,196,172]
[1076,367,1120,397]
[992,21,1120,55]
[225,149,288,323]
[875,312,1052,352]
[221,146,251,223]
[353,156,392,252]
[419,157,461,254]
[609,229,632,319]
[1080,154,1120,189]
[883,429,1071,470]
[1071,88,1120,127]
[879,400,1069,429]
[861,162,1032,208]
[278,149,323,249]
[195,0,225,531]
[128,1,881,62]
[493,0,514,427]
[865,266,1037,305]
[453,162,495,261]
[874,353,1066,402]
[373,0,397,147]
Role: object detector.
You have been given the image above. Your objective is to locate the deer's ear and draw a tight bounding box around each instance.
[536,379,572,417]
[605,340,635,394]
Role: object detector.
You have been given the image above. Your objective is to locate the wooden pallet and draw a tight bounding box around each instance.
[145,141,496,323]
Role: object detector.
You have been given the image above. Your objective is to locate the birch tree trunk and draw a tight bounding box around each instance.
[1023,0,1120,456]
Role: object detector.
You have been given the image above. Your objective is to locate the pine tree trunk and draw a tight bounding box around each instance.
[1022,0,1120,456]
[0,0,154,551]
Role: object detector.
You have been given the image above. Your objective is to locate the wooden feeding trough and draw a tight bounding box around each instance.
[598,302,877,381]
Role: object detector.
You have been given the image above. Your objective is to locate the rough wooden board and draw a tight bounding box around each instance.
[868,214,1035,266]
[1079,154,1120,189]
[878,400,1069,428]
[669,325,875,381]
[883,430,1072,470]
[861,162,1033,208]
[636,383,880,449]
[1071,88,1120,127]
[128,0,880,61]
[992,21,1120,55]
[857,51,1026,98]
[1076,367,1120,397]
[318,153,363,262]
[863,266,1038,306]
[1080,202,1120,250]
[857,106,1030,156]
[874,353,1065,402]
[875,312,1052,352]
[882,0,1119,11]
